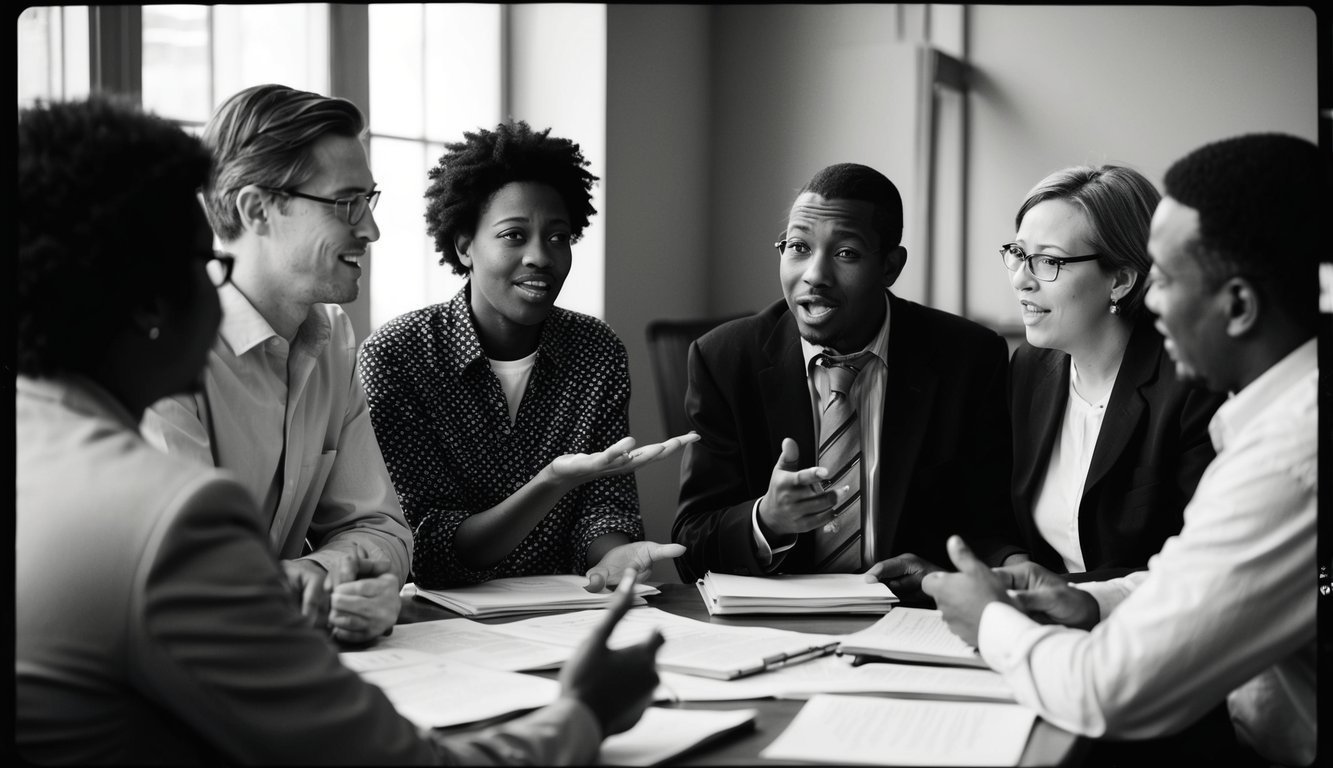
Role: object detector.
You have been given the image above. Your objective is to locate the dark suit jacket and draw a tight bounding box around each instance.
[672,292,1024,582]
[1009,316,1227,582]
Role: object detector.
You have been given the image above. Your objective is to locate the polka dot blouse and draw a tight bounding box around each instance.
[358,285,644,588]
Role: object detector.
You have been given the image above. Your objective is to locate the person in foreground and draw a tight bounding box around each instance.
[673,162,1026,599]
[16,95,662,765]
[360,119,693,590]
[1002,165,1225,581]
[141,84,412,643]
[923,133,1321,767]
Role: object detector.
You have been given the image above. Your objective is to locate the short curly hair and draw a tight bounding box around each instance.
[424,120,598,276]
[1015,165,1161,319]
[202,83,365,242]
[1164,133,1324,331]
[799,163,905,251]
[16,96,214,378]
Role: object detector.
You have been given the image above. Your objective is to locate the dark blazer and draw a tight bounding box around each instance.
[672,292,1024,582]
[1009,316,1226,582]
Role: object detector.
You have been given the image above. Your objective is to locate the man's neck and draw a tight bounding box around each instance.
[230,274,309,342]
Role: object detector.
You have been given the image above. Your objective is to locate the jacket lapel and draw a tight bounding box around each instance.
[874,296,938,562]
[1083,320,1158,495]
[760,313,817,468]
[1014,351,1068,511]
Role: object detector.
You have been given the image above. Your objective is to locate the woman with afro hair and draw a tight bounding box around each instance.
[359,120,696,590]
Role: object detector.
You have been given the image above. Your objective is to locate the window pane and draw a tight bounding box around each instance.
[368,4,423,139]
[17,6,90,107]
[423,4,502,142]
[213,4,329,106]
[369,137,467,329]
[142,5,210,123]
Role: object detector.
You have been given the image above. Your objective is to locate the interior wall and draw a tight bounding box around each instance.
[707,5,924,316]
[965,5,1319,330]
[604,5,713,552]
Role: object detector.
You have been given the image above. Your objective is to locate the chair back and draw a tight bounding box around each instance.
[645,314,748,437]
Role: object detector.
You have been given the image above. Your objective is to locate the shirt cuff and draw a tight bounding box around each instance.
[1072,573,1140,619]
[751,499,794,569]
[977,601,1041,670]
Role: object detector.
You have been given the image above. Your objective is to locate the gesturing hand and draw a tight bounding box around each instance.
[994,560,1100,630]
[863,553,943,605]
[584,541,687,593]
[756,438,849,539]
[280,558,333,630]
[559,568,663,736]
[549,432,701,489]
[920,536,1018,648]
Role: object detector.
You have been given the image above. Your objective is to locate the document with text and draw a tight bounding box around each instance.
[489,606,840,680]
[404,576,659,618]
[837,606,988,668]
[598,707,757,766]
[367,617,569,671]
[339,650,558,729]
[761,694,1037,766]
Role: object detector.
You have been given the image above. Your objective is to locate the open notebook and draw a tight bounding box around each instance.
[697,571,897,615]
[836,606,988,668]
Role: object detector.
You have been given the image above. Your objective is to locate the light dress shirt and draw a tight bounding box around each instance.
[18,374,600,765]
[752,292,891,569]
[977,339,1317,766]
[141,283,412,584]
[1031,361,1115,573]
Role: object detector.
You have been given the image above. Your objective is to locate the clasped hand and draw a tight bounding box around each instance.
[549,432,700,489]
[281,544,401,644]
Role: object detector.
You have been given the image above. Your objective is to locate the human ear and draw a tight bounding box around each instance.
[454,232,474,270]
[882,246,907,287]
[1223,277,1260,337]
[235,185,270,235]
[1110,266,1138,302]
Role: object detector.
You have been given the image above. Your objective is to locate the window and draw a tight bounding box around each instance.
[16,3,606,340]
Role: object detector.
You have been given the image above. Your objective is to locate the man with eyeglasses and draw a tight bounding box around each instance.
[672,162,1028,599]
[923,134,1321,767]
[143,83,411,644]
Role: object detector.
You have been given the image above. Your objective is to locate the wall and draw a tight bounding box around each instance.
[604,5,713,554]
[965,5,1319,329]
[707,5,925,315]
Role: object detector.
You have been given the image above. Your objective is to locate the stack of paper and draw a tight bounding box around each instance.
[697,572,896,616]
[406,575,660,618]
[761,694,1037,766]
[836,607,987,668]
[489,606,840,680]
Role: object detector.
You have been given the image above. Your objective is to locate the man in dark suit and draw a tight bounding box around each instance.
[672,163,1026,601]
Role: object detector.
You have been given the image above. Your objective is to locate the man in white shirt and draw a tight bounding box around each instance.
[922,133,1322,766]
[142,84,410,644]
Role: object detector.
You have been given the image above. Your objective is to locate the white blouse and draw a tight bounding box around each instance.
[1030,360,1114,573]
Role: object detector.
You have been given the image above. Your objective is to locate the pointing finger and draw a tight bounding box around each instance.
[774,438,801,471]
[946,535,986,575]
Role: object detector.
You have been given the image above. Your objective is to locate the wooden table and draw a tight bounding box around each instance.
[397,582,1086,766]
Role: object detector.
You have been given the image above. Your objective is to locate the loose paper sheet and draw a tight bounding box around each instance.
[598,707,757,766]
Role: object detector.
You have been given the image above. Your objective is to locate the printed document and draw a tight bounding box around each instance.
[837,607,987,668]
[598,707,757,766]
[761,694,1037,766]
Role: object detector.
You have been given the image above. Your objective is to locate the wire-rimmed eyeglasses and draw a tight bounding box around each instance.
[205,250,235,288]
[999,242,1100,282]
[262,186,381,226]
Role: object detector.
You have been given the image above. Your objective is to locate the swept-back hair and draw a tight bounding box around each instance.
[1016,165,1161,319]
[202,83,365,242]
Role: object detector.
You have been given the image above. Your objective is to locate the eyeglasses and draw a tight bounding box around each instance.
[204,250,235,288]
[999,242,1100,282]
[262,186,381,226]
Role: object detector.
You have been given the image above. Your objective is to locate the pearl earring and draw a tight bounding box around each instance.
[1109,299,1121,316]
[148,327,161,341]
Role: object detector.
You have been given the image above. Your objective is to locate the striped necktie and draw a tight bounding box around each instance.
[812,351,872,572]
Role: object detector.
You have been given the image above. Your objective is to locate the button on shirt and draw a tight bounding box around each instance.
[977,339,1317,765]
[141,283,412,585]
[752,293,891,568]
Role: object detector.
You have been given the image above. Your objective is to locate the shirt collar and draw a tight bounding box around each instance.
[17,373,139,432]
[1208,337,1317,452]
[442,283,558,375]
[800,291,892,374]
[217,283,330,358]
